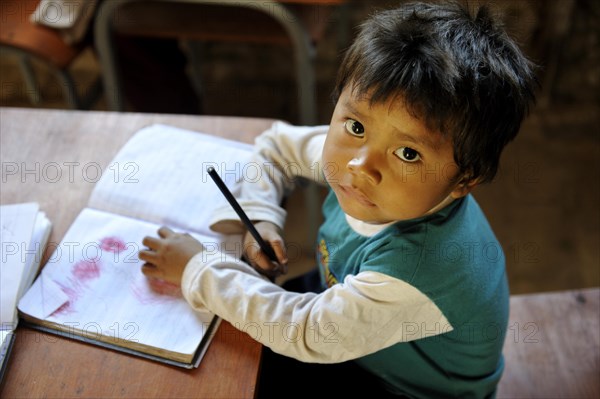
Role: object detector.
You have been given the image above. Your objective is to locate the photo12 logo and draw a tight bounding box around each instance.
[1,162,139,184]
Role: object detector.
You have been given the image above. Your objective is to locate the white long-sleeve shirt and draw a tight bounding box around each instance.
[181,121,450,363]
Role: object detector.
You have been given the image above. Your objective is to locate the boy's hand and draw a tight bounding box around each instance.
[139,226,204,286]
[244,221,288,278]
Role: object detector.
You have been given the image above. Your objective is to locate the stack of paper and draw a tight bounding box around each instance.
[1,202,51,379]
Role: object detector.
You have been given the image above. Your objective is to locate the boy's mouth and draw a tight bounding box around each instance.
[338,184,376,207]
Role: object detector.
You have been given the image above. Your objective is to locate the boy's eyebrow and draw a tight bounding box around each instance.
[344,100,367,120]
[391,129,441,151]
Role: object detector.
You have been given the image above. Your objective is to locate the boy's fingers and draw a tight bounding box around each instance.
[142,236,161,249]
[242,226,287,277]
[245,242,265,268]
[141,262,163,279]
[138,249,155,263]
[158,226,174,238]
[255,251,275,271]
[275,261,288,275]
[269,239,288,265]
[255,250,288,277]
[245,243,277,274]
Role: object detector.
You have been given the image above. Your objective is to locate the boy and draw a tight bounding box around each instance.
[139,1,536,397]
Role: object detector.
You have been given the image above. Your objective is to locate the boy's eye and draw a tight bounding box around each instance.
[394,147,421,163]
[344,119,365,137]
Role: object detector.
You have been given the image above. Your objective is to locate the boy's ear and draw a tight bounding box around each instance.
[450,176,480,199]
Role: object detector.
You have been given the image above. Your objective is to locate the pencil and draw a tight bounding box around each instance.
[207,167,278,262]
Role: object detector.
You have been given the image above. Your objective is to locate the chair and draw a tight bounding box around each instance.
[0,0,100,109]
[94,0,346,125]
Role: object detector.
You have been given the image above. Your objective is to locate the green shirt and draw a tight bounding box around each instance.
[316,191,509,398]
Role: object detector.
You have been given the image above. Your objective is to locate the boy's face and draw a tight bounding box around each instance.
[323,85,472,224]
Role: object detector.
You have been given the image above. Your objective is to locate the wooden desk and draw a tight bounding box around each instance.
[498,288,600,398]
[0,107,275,398]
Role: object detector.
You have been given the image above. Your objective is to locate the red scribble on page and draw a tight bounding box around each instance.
[50,257,99,317]
[100,236,127,253]
[147,278,183,297]
[72,259,101,281]
[50,281,82,316]
[131,277,182,305]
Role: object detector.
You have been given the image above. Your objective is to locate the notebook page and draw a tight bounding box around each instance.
[18,208,242,359]
[88,124,255,236]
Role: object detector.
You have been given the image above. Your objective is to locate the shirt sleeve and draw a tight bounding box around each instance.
[182,249,453,364]
[208,121,328,234]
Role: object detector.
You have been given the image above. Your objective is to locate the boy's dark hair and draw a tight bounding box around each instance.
[332,1,537,183]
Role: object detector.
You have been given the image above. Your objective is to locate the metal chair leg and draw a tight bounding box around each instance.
[17,55,41,105]
[54,67,80,109]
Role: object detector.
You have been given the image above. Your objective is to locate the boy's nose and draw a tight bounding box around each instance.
[347,149,382,184]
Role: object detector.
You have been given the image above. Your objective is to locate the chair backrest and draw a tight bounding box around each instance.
[109,1,340,46]
[0,0,80,68]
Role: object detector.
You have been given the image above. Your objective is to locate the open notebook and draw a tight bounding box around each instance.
[1,202,51,380]
[18,124,255,368]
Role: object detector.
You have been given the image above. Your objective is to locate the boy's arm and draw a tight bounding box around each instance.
[182,250,451,363]
[209,121,328,234]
